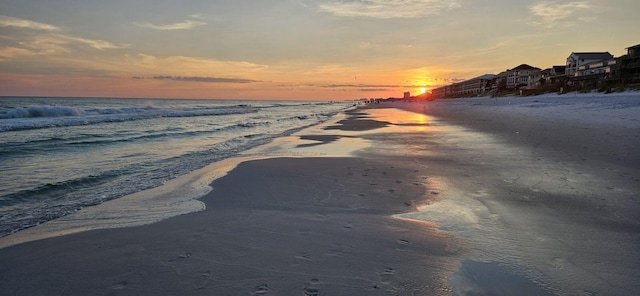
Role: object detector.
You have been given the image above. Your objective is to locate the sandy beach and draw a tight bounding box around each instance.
[1,94,639,295]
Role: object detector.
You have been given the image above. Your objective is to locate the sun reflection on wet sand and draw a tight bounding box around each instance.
[371,103,640,295]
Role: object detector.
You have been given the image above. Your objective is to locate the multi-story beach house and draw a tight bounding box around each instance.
[429,43,638,99]
[430,74,494,98]
[612,44,640,83]
[430,85,447,98]
[527,66,566,89]
[450,74,494,96]
[566,52,614,77]
[505,64,540,89]
[574,58,616,78]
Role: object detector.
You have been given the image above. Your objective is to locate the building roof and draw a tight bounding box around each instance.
[510,64,540,71]
[626,44,640,50]
[474,74,495,80]
[570,52,613,60]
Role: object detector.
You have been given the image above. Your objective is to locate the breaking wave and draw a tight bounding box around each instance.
[0,105,85,119]
[0,104,257,132]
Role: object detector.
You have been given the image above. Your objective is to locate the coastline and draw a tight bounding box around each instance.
[0,106,358,250]
[1,95,639,295]
[0,107,467,295]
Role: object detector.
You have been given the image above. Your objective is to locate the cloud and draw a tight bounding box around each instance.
[318,0,460,18]
[53,34,129,50]
[133,19,206,30]
[359,88,391,92]
[18,36,71,55]
[0,15,127,62]
[529,1,593,27]
[0,15,60,31]
[188,14,206,20]
[135,76,261,83]
[14,34,128,56]
[0,47,37,61]
[322,84,401,88]
[131,54,269,74]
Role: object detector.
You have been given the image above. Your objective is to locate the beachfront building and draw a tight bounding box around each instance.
[430,74,494,98]
[431,44,639,97]
[454,74,495,96]
[527,66,566,89]
[574,58,616,78]
[505,64,540,89]
[627,44,640,56]
[430,85,448,99]
[566,52,614,77]
[612,44,640,83]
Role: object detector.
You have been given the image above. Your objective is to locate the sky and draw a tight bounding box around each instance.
[0,0,638,100]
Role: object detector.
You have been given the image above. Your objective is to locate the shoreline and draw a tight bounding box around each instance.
[0,109,365,250]
[1,95,639,295]
[0,107,468,295]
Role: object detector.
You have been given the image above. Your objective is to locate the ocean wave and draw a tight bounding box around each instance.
[0,104,257,132]
[0,99,355,237]
[0,173,115,206]
[0,105,85,119]
[0,132,276,237]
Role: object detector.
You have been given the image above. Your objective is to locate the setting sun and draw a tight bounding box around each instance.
[420,87,427,94]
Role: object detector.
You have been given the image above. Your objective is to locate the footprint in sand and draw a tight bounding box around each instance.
[304,278,321,296]
[304,286,319,296]
[397,239,410,245]
[167,252,192,263]
[379,267,396,283]
[328,248,344,257]
[110,281,128,290]
[295,253,313,261]
[252,283,270,295]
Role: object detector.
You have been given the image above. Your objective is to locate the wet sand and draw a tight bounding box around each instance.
[1,101,639,295]
[0,109,463,295]
[390,99,640,295]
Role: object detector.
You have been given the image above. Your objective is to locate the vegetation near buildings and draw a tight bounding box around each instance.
[430,43,640,100]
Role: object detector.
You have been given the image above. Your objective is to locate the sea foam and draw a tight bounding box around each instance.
[0,105,85,119]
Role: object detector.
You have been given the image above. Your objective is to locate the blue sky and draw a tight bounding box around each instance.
[1,0,638,99]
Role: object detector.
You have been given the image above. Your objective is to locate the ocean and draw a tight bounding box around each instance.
[0,97,354,237]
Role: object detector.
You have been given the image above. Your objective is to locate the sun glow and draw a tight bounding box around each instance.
[420,87,427,94]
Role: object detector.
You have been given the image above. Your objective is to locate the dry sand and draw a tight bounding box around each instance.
[1,100,638,295]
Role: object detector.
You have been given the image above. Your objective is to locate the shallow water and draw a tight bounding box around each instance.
[450,260,554,296]
[373,103,640,295]
[0,97,353,236]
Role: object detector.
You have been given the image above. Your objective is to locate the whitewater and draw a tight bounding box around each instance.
[0,97,354,237]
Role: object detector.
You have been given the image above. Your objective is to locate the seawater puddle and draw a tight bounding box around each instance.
[450,260,554,296]
[244,112,372,158]
[377,104,639,295]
